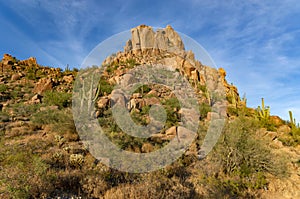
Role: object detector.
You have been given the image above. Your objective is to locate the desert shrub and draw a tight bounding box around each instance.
[69,154,84,168]
[210,116,287,195]
[126,58,138,68]
[31,108,76,136]
[31,109,71,125]
[0,111,10,122]
[134,84,151,95]
[11,102,41,117]
[98,109,121,132]
[43,90,72,109]
[131,111,149,126]
[26,67,38,80]
[199,102,211,119]
[103,174,196,199]
[279,127,300,146]
[97,77,114,95]
[0,143,54,198]
[289,117,300,145]
[162,97,180,128]
[0,84,7,93]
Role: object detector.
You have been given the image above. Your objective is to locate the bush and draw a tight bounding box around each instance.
[0,111,10,122]
[279,128,300,146]
[11,103,41,117]
[31,109,70,125]
[210,116,287,194]
[43,91,72,109]
[0,143,53,198]
[96,77,114,96]
[31,108,76,136]
[162,97,180,128]
[0,84,7,93]
[199,102,211,119]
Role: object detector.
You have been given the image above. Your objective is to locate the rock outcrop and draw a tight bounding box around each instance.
[103,25,239,111]
[125,24,185,54]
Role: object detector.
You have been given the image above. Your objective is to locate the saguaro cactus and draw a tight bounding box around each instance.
[289,110,299,130]
[256,98,270,122]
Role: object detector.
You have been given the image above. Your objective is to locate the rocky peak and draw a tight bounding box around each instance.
[1,54,16,65]
[125,25,185,53]
[1,54,37,67]
[19,56,38,66]
[104,25,240,106]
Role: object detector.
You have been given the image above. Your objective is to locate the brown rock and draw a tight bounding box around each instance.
[132,93,142,99]
[19,57,37,66]
[191,69,200,82]
[127,98,137,111]
[127,25,185,54]
[120,74,136,87]
[111,89,126,107]
[1,54,15,65]
[256,128,268,136]
[177,126,196,141]
[165,126,177,136]
[141,143,154,153]
[144,97,160,106]
[11,73,22,81]
[165,25,185,51]
[265,131,277,140]
[206,112,219,121]
[183,62,195,77]
[124,40,132,53]
[131,25,155,51]
[136,98,146,109]
[146,89,159,97]
[218,68,226,78]
[277,125,291,136]
[270,115,284,126]
[26,94,43,104]
[97,97,110,109]
[154,29,168,51]
[33,78,53,94]
[63,75,74,84]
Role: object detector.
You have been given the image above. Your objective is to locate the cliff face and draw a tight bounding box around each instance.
[126,25,185,53]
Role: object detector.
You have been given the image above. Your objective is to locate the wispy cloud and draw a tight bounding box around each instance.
[1,0,299,119]
[183,0,300,119]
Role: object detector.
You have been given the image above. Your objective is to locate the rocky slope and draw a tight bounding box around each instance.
[0,25,299,198]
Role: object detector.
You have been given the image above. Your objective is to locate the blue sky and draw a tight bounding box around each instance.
[1,0,300,121]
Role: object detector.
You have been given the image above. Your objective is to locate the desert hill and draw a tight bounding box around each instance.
[0,25,299,198]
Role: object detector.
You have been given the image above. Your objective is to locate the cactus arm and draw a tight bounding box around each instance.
[93,83,101,102]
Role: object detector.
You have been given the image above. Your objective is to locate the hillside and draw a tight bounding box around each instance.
[0,25,299,198]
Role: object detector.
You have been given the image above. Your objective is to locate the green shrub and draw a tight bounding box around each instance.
[211,116,287,194]
[199,102,211,119]
[31,109,76,135]
[95,77,114,97]
[126,58,138,68]
[0,84,7,93]
[0,111,10,122]
[26,67,38,80]
[279,130,300,146]
[134,84,151,96]
[43,91,72,108]
[162,97,180,128]
[0,143,52,198]
[11,103,41,117]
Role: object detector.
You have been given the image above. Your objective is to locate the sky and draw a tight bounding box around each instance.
[0,0,300,121]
